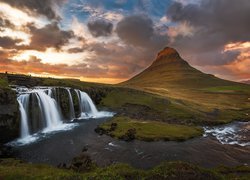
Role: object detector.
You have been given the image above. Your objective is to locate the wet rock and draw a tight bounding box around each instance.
[121,128,136,141]
[69,153,96,172]
[95,126,105,135]
[57,163,67,169]
[0,88,19,144]
[82,145,88,152]
[110,122,117,131]
[0,145,13,158]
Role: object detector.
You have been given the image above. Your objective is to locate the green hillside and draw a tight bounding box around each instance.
[121,47,250,122]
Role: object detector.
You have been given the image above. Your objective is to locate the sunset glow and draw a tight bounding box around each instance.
[0,0,250,83]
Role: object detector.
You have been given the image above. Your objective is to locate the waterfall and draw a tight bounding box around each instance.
[16,87,113,141]
[66,88,75,120]
[17,90,62,138]
[34,90,62,129]
[75,90,99,118]
[17,94,30,138]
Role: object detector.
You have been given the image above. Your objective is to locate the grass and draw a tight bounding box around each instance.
[0,159,83,179]
[2,158,250,179]
[100,88,168,111]
[0,77,9,89]
[100,88,200,122]
[1,158,249,179]
[99,116,203,141]
[100,88,249,125]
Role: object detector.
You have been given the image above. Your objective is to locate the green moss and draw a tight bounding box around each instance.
[0,77,9,89]
[99,116,203,141]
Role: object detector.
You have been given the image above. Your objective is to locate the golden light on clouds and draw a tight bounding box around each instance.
[12,48,93,65]
[0,2,47,27]
[80,77,126,84]
[224,42,250,51]
[1,0,250,84]
[223,41,250,80]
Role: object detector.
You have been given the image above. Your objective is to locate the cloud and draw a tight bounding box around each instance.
[0,51,136,81]
[0,36,22,49]
[166,0,250,67]
[0,17,15,29]
[116,15,154,46]
[27,22,73,51]
[87,19,113,37]
[0,0,65,20]
[116,15,168,49]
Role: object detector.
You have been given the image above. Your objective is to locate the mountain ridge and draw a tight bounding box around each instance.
[241,80,250,84]
[120,47,250,120]
[122,47,235,89]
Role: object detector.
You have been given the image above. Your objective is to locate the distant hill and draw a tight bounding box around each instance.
[241,80,250,84]
[122,47,237,89]
[121,47,250,123]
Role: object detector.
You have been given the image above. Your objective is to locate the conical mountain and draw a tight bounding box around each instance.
[122,47,235,89]
[121,47,250,123]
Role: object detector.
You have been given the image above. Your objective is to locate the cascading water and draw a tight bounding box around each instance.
[17,94,30,138]
[17,89,63,139]
[34,90,62,129]
[66,88,75,120]
[15,87,113,144]
[75,90,99,118]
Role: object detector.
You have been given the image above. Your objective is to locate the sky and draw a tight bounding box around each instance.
[0,0,249,84]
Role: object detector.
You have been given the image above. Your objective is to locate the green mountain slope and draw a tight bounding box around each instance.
[121,47,250,122]
[123,47,235,88]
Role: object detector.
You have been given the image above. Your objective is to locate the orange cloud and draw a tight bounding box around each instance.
[0,54,129,84]
[223,41,250,80]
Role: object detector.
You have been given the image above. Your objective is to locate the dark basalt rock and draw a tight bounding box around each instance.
[110,122,117,131]
[94,126,105,135]
[82,145,88,152]
[0,145,13,158]
[69,153,96,172]
[0,88,19,144]
[121,128,136,141]
[81,86,113,105]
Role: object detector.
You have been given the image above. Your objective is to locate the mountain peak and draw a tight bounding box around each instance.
[122,46,234,89]
[157,47,180,59]
[151,47,185,68]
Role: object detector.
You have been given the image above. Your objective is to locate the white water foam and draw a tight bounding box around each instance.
[8,123,78,146]
[203,122,250,147]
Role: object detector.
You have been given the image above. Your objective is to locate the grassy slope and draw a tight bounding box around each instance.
[1,158,250,179]
[0,77,9,89]
[99,116,203,141]
[121,48,250,123]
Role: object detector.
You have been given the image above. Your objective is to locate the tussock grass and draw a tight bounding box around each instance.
[99,116,203,141]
